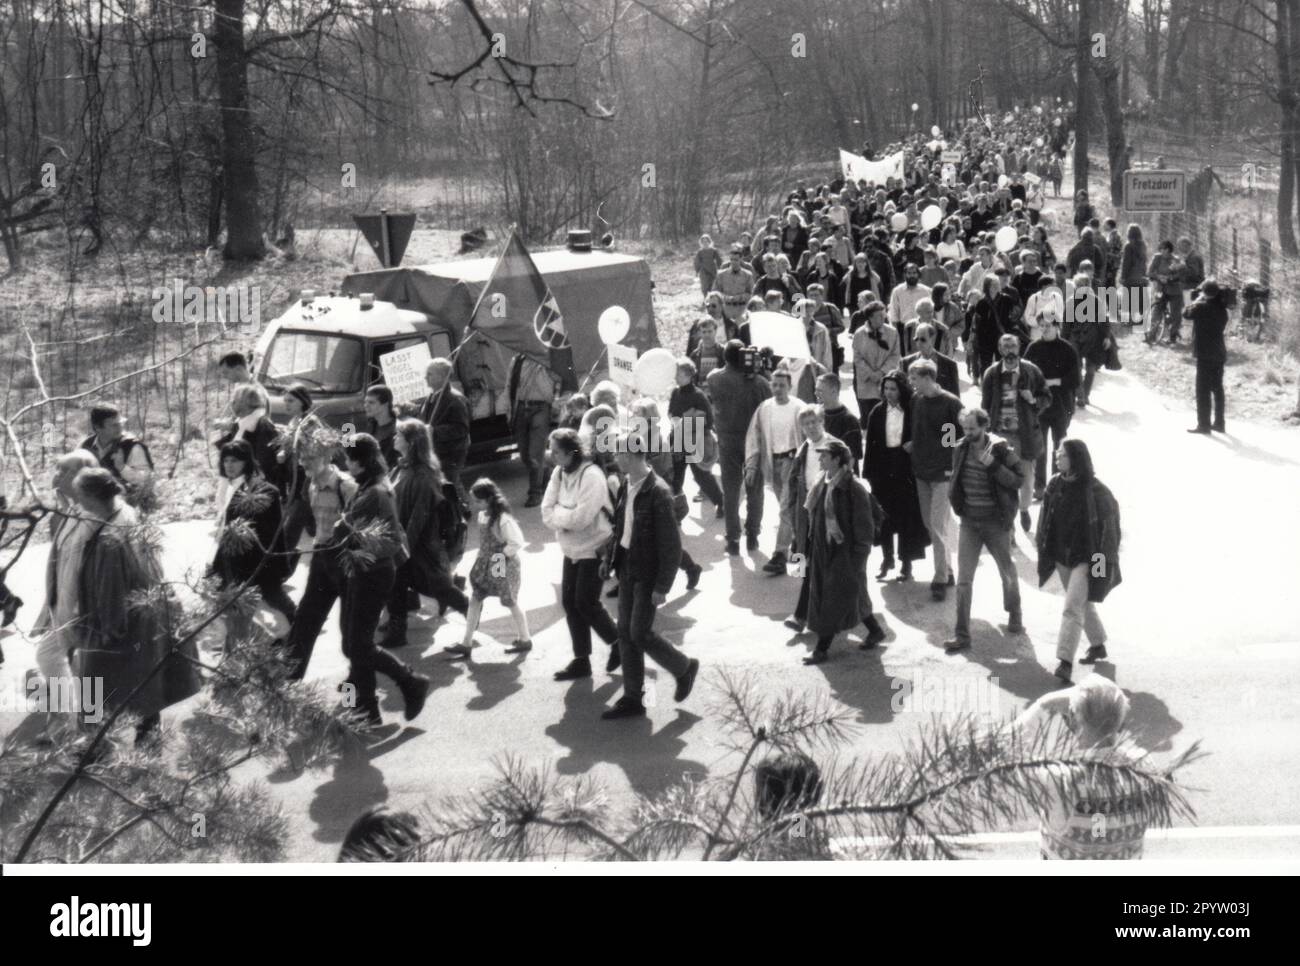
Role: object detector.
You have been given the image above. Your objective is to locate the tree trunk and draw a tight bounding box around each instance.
[1094,57,1128,208]
[1277,0,1298,255]
[214,0,264,261]
[1142,0,1162,101]
[1074,0,1094,196]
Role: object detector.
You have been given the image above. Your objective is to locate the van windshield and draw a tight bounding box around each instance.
[262,331,363,394]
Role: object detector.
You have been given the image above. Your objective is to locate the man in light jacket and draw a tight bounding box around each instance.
[745,366,807,575]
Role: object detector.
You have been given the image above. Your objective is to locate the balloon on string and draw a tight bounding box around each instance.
[1034,137,1044,148]
[911,103,919,112]
[920,205,943,231]
[931,125,942,137]
[994,225,1018,253]
[597,304,630,345]
[632,347,677,397]
[1034,105,1043,116]
[890,212,909,232]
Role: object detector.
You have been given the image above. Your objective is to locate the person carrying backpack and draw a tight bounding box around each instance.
[541,428,621,682]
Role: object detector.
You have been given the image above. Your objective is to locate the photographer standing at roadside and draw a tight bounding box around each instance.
[1184,279,1230,435]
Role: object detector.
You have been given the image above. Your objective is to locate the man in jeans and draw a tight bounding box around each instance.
[601,430,700,720]
[745,366,806,575]
[905,358,964,602]
[944,408,1025,653]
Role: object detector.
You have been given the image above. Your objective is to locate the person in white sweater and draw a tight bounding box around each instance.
[744,365,807,574]
[542,428,621,682]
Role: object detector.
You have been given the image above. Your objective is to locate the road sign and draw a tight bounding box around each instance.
[379,341,432,405]
[353,210,416,267]
[1123,170,1186,212]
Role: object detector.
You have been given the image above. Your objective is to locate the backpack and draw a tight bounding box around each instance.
[436,481,470,559]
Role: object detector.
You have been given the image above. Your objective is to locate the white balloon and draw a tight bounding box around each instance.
[1053,118,1062,127]
[911,103,919,112]
[633,347,677,397]
[920,205,942,231]
[597,304,630,345]
[1034,105,1043,116]
[995,225,1018,253]
[890,212,909,232]
[998,174,1010,188]
[1034,137,1044,147]
[931,125,942,137]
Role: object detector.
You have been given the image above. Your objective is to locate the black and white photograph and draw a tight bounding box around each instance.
[0,0,1296,891]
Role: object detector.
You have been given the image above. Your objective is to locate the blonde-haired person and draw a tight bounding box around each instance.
[1015,676,1148,860]
[213,380,281,524]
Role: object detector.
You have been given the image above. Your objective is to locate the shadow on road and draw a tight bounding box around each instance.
[543,675,708,800]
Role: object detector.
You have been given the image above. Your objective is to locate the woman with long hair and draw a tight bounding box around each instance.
[864,370,930,582]
[212,438,296,650]
[381,419,469,649]
[446,478,530,658]
[1036,439,1122,685]
[364,383,399,469]
[1119,223,1149,327]
[286,433,430,727]
[277,384,325,569]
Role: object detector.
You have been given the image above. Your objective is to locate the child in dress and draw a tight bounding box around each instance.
[445,478,530,658]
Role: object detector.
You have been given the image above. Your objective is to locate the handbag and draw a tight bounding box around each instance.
[672,491,690,523]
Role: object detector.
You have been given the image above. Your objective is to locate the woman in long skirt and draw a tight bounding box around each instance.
[863,371,930,581]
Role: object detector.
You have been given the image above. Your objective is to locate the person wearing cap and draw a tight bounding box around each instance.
[1014,676,1148,858]
[943,407,1025,653]
[1184,278,1230,434]
[599,429,700,720]
[717,245,755,324]
[800,436,885,664]
[745,364,807,575]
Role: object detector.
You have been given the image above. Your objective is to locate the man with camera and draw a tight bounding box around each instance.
[707,340,773,556]
[1184,279,1230,434]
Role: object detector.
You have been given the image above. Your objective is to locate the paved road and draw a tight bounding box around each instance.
[3,355,1299,862]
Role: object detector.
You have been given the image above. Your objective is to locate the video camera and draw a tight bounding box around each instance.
[738,345,776,376]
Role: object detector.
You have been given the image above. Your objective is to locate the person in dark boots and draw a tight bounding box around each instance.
[600,431,699,720]
[1184,280,1229,434]
[382,419,468,649]
[286,434,430,728]
[802,438,885,664]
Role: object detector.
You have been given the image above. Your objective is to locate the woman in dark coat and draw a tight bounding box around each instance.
[285,434,430,727]
[212,438,296,649]
[1035,439,1121,685]
[381,418,469,648]
[73,468,200,745]
[802,438,886,665]
[864,372,930,581]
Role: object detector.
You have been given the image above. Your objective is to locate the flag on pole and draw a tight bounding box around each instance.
[466,227,578,392]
